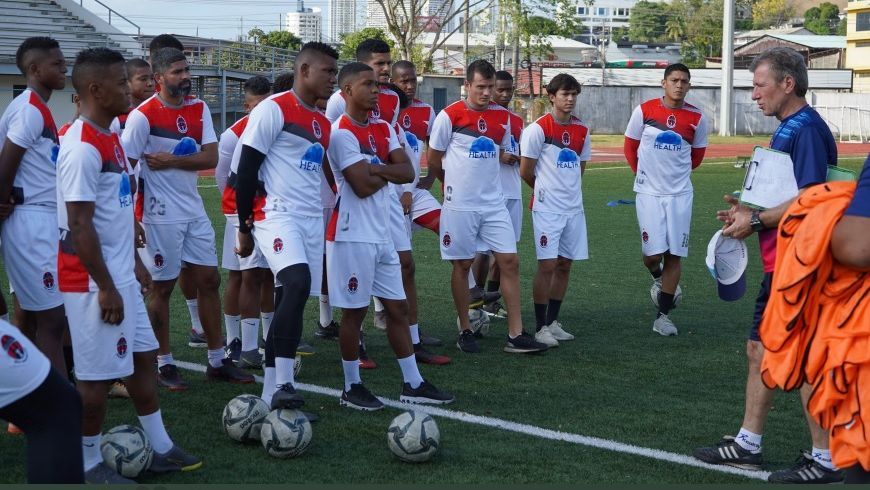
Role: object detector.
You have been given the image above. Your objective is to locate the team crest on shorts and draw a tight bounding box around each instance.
[368,134,378,154]
[116,336,128,358]
[154,253,165,270]
[371,103,381,119]
[311,120,322,139]
[442,232,451,248]
[273,238,284,254]
[562,131,571,146]
[666,114,677,129]
[477,117,487,133]
[1,334,27,363]
[539,234,548,248]
[42,272,55,290]
[402,114,412,129]
[176,115,188,134]
[642,230,649,243]
[347,275,358,294]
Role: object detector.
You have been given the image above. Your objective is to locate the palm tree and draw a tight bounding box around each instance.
[665,17,685,41]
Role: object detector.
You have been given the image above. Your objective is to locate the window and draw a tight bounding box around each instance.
[614,8,629,17]
[577,6,587,15]
[858,12,870,32]
[595,7,609,16]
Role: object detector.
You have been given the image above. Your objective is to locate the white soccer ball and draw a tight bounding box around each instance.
[650,282,683,309]
[101,424,153,478]
[223,394,270,442]
[387,411,440,463]
[457,308,490,337]
[260,409,312,458]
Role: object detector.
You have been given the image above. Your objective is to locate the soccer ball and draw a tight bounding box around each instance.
[260,409,312,458]
[101,424,153,478]
[650,282,683,309]
[457,308,490,337]
[223,394,270,442]
[387,411,440,463]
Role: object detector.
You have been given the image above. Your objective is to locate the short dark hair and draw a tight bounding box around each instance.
[466,59,496,82]
[272,72,294,93]
[391,60,415,76]
[338,62,373,87]
[151,47,187,74]
[495,70,513,82]
[72,47,126,93]
[663,63,691,80]
[299,41,338,60]
[546,73,581,96]
[356,38,390,62]
[125,57,151,73]
[16,37,60,73]
[749,47,808,98]
[382,82,409,109]
[149,34,183,56]
[244,75,271,96]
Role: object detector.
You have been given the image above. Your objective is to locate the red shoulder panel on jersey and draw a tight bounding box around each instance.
[29,91,58,143]
[138,96,206,143]
[640,98,702,145]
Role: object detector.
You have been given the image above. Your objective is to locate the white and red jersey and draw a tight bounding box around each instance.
[0,89,59,209]
[325,87,401,126]
[521,113,591,214]
[429,100,512,211]
[218,115,248,214]
[121,94,217,223]
[500,109,523,200]
[58,121,73,142]
[56,118,135,293]
[624,97,708,196]
[398,123,423,193]
[397,99,435,141]
[235,90,331,221]
[326,115,401,244]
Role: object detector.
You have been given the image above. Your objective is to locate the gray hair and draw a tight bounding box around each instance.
[749,47,808,98]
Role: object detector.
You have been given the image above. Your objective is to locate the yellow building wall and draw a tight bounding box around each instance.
[846,1,870,91]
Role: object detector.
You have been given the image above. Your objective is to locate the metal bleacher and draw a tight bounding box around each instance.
[0,0,142,65]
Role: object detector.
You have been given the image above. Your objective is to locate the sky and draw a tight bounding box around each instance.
[94,0,332,42]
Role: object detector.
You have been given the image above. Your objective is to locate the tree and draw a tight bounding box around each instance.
[248,28,302,51]
[752,0,795,29]
[672,0,724,68]
[665,16,685,42]
[804,2,842,35]
[628,0,668,41]
[338,27,393,61]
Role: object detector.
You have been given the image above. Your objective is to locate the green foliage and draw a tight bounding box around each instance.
[628,0,668,41]
[752,0,795,29]
[803,2,842,34]
[247,28,302,51]
[338,27,393,61]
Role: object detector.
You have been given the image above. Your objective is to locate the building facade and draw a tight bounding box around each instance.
[846,0,870,92]
[286,0,322,43]
[329,0,357,42]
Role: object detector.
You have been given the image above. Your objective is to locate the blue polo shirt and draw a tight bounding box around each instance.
[846,155,870,217]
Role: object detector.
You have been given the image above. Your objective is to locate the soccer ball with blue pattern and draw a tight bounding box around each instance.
[260,409,312,458]
[387,411,440,463]
[101,424,153,478]
[223,394,270,442]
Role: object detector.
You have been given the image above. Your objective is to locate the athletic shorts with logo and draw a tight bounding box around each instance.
[440,206,517,260]
[410,188,440,222]
[0,319,51,408]
[221,216,267,271]
[138,217,218,280]
[533,211,588,261]
[635,192,692,257]
[326,241,405,309]
[0,208,63,311]
[63,283,159,381]
[253,213,323,296]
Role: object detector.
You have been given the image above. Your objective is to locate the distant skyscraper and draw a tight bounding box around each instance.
[329,0,357,42]
[366,0,389,28]
[286,0,322,43]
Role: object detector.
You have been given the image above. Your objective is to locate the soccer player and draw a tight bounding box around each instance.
[327,62,453,409]
[695,47,842,484]
[623,63,708,336]
[217,75,272,368]
[428,59,547,354]
[235,42,338,409]
[0,37,69,374]
[122,47,253,390]
[58,47,200,484]
[520,73,589,346]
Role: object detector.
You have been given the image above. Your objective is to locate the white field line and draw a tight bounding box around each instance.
[176,360,769,481]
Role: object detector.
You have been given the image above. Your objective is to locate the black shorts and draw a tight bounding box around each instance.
[748,272,773,342]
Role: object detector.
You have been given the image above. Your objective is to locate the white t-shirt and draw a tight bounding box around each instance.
[521,113,592,214]
[56,118,135,292]
[235,90,331,221]
[624,97,708,196]
[326,115,401,244]
[0,89,59,209]
[217,115,247,195]
[500,110,524,200]
[121,94,218,223]
[325,88,401,126]
[429,101,512,211]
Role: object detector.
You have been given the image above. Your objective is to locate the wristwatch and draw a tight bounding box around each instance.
[750,210,764,232]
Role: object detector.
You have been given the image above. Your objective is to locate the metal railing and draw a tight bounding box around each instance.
[183,41,298,78]
[78,0,141,37]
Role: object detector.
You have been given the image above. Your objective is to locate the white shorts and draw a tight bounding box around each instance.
[635,192,693,258]
[139,218,218,281]
[0,320,51,409]
[326,241,405,309]
[221,216,268,271]
[440,207,517,260]
[410,189,441,221]
[253,213,323,296]
[0,207,63,311]
[505,198,523,242]
[64,283,159,381]
[389,199,412,252]
[322,207,332,234]
[533,211,589,261]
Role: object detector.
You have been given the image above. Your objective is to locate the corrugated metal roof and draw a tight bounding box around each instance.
[766,34,847,49]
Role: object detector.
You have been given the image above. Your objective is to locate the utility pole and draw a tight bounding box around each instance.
[463,0,470,66]
[719,0,735,136]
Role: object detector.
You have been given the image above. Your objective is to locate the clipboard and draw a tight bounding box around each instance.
[827,165,856,182]
[739,146,799,210]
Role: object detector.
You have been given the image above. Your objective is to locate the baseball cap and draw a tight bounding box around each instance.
[706,230,748,301]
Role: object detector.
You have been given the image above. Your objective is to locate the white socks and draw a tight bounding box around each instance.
[342,359,361,391]
[812,447,836,470]
[261,311,273,341]
[82,434,102,471]
[318,295,332,327]
[186,299,203,334]
[138,409,173,454]
[262,367,276,404]
[735,427,763,454]
[397,354,423,389]
[409,323,421,345]
[156,353,174,369]
[207,348,224,369]
[275,356,296,388]
[240,318,259,352]
[224,314,241,343]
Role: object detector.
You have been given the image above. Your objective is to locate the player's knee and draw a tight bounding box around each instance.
[150,280,175,300]
[385,300,409,323]
[497,254,519,271]
[400,255,415,275]
[537,259,556,273]
[746,339,764,366]
[643,254,663,267]
[199,269,221,291]
[555,257,573,273]
[276,264,311,300]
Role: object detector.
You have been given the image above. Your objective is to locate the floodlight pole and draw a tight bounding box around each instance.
[719,0,735,136]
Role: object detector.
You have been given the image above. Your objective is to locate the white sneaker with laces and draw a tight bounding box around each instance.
[652,314,678,336]
[534,326,559,347]
[547,320,575,341]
